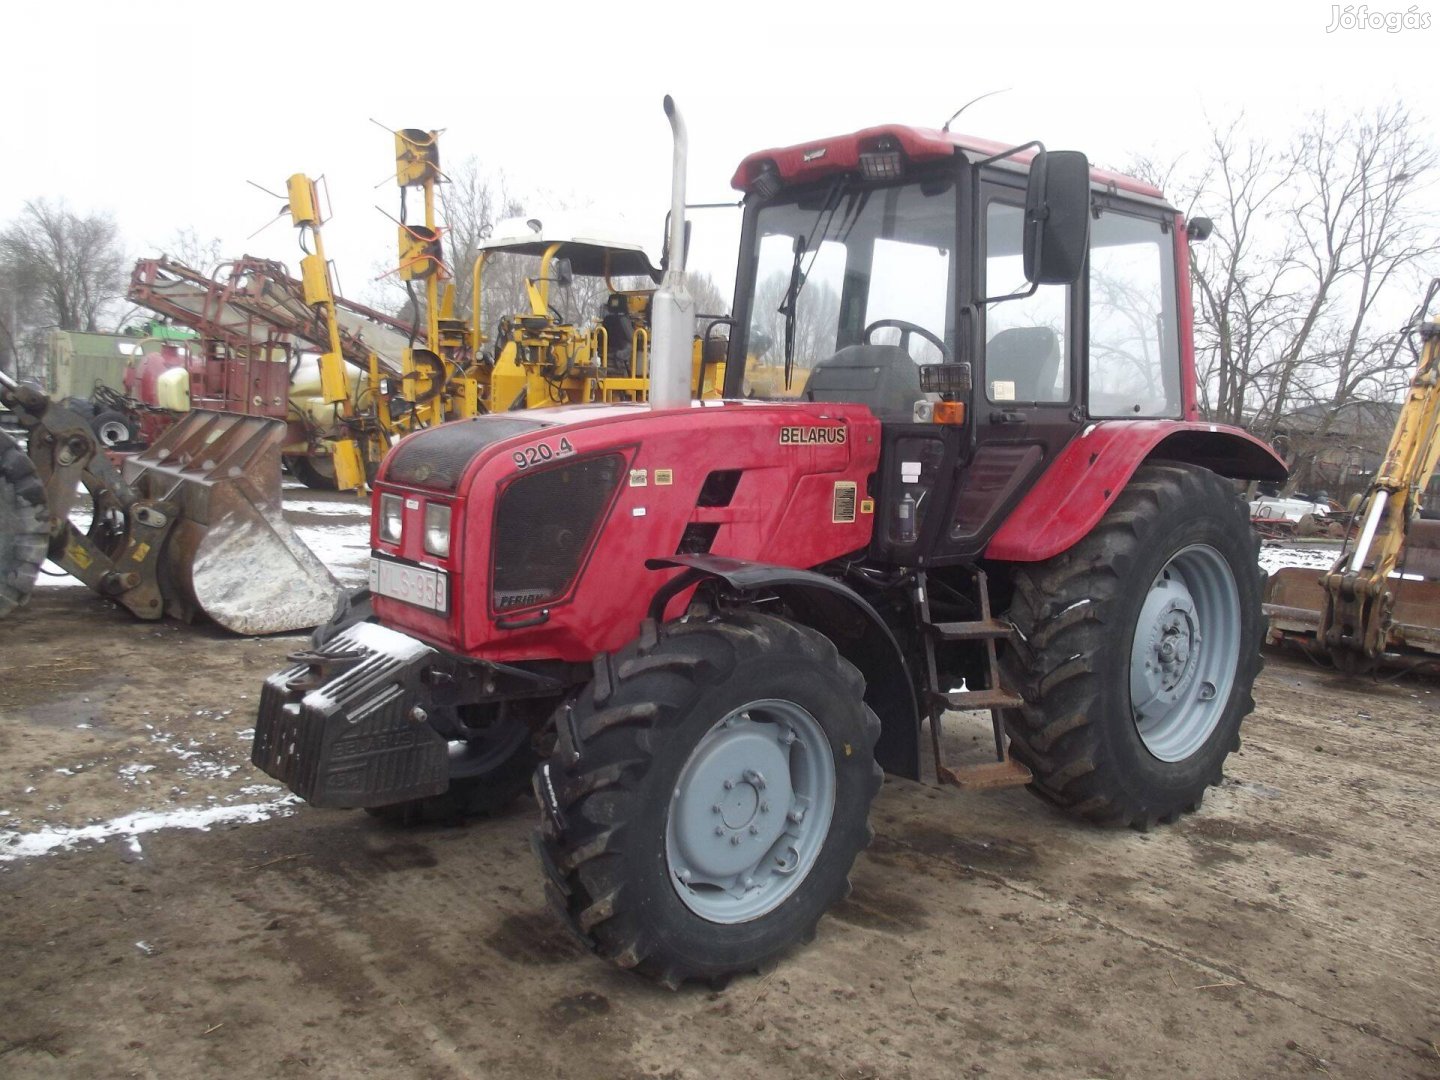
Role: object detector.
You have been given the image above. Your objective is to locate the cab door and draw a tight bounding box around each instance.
[936,173,1086,559]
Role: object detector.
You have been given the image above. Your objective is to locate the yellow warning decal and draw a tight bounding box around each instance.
[654,469,674,486]
[860,498,875,515]
[130,541,151,563]
[779,426,846,446]
[66,544,92,570]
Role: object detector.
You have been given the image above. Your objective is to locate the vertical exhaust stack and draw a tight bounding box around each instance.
[649,95,697,410]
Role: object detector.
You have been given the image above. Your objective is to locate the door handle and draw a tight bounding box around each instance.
[988,410,1025,425]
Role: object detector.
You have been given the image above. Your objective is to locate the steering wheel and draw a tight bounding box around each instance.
[863,319,951,362]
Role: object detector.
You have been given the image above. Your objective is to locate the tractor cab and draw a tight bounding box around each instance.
[474,218,724,408]
[725,127,1193,562]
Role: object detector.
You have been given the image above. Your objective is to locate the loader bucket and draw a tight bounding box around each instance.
[1263,522,1440,667]
[122,410,343,635]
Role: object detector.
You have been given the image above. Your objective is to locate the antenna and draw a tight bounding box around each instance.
[942,88,1012,133]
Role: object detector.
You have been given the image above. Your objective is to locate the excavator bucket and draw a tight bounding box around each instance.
[123,410,343,635]
[1264,520,1440,667]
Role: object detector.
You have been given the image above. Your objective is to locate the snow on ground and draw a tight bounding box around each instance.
[285,499,370,516]
[292,521,371,586]
[0,797,301,862]
[1258,544,1338,576]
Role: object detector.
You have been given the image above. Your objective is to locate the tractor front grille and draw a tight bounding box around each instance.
[491,454,625,614]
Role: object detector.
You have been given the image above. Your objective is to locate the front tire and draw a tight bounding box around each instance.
[1002,462,1263,829]
[534,612,882,988]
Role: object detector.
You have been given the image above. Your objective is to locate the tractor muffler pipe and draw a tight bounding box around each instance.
[649,95,696,411]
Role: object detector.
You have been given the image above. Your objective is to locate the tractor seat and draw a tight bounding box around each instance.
[986,326,1061,402]
[601,308,635,373]
[805,344,924,422]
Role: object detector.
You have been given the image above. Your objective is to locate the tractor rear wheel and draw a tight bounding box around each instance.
[0,431,49,619]
[534,612,881,988]
[1002,462,1262,829]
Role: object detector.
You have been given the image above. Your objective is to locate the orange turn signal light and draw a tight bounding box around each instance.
[932,401,966,425]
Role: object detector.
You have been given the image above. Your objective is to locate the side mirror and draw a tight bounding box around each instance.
[1023,150,1090,286]
[552,257,574,288]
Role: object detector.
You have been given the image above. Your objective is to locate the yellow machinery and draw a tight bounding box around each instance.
[1264,281,1440,671]
[471,220,725,411]
[309,130,724,470]
[0,125,731,635]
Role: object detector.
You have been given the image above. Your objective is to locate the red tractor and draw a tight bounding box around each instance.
[252,100,1286,988]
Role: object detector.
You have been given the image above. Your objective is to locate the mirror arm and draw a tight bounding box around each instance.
[981,280,1040,306]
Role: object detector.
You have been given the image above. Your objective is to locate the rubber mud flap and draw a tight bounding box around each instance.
[252,622,450,807]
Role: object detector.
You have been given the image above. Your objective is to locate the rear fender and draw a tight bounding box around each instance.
[647,554,922,779]
[985,421,1287,563]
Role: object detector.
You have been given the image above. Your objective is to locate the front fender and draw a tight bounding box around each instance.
[647,554,922,780]
[985,421,1287,563]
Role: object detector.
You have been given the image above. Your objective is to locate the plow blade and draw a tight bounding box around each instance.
[1264,526,1440,666]
[124,410,343,635]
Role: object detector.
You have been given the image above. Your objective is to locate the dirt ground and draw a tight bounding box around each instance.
[1,585,1438,1080]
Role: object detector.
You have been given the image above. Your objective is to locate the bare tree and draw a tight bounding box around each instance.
[0,199,126,334]
[440,157,527,330]
[1138,105,1439,471]
[0,258,41,380]
[162,227,226,276]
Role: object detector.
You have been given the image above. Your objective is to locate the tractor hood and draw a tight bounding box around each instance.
[369,401,883,661]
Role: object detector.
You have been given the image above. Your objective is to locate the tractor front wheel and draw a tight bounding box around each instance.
[1002,462,1263,829]
[534,612,881,988]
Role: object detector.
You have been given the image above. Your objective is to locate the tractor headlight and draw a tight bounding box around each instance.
[379,493,403,543]
[423,503,451,558]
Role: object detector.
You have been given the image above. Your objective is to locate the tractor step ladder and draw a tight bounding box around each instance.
[917,568,1033,791]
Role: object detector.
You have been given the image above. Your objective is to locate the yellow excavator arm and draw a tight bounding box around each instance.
[1317,284,1440,668]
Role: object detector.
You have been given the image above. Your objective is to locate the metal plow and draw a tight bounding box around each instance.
[1264,520,1440,671]
[121,410,343,634]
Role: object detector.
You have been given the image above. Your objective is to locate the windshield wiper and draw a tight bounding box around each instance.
[777,178,847,390]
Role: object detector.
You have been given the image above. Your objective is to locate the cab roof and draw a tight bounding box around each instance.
[731,125,1164,201]
[477,215,662,278]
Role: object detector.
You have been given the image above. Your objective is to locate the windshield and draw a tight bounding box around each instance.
[737,177,957,399]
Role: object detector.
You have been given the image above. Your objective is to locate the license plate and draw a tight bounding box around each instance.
[369,557,448,615]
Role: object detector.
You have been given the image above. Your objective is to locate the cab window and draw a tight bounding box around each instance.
[739,178,957,407]
[983,200,1070,404]
[1088,209,1180,417]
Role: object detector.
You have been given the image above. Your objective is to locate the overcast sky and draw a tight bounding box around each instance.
[5,0,1434,313]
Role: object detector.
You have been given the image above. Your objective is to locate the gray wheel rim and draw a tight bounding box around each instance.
[665,698,836,924]
[95,420,129,447]
[1128,543,1241,762]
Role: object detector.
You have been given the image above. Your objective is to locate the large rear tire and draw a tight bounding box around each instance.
[1001,462,1263,829]
[534,612,882,988]
[0,432,48,619]
[283,453,339,491]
